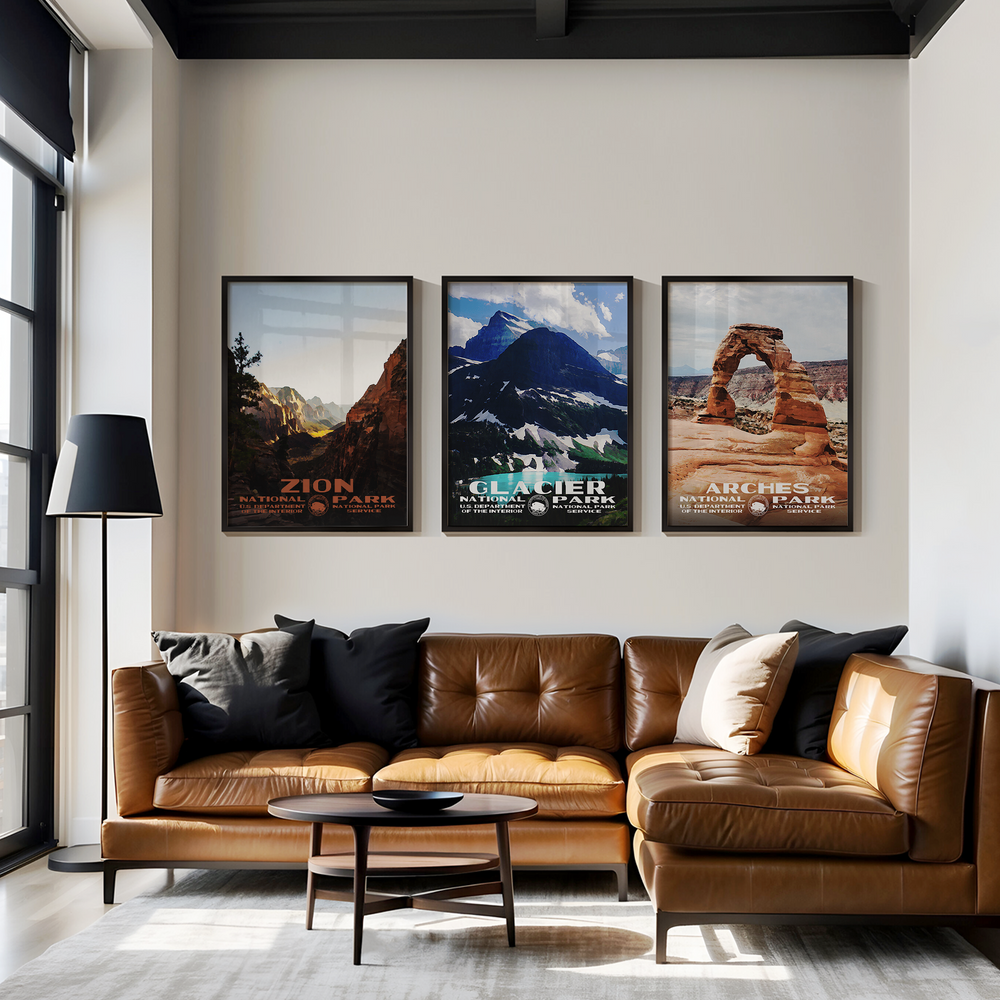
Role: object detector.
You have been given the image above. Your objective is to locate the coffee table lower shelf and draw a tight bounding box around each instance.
[307,850,515,959]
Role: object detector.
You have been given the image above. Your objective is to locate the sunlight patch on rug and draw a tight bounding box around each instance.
[117,907,302,951]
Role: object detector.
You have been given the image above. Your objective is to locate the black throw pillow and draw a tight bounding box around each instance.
[153,620,328,754]
[275,615,430,752]
[764,620,908,759]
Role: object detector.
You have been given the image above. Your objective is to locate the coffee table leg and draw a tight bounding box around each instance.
[352,825,371,965]
[305,822,322,930]
[496,820,515,946]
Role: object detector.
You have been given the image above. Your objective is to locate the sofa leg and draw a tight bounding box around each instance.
[103,864,117,905]
[655,910,669,964]
[614,864,628,901]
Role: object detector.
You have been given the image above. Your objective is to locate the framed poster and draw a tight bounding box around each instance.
[443,277,632,531]
[663,276,853,532]
[223,276,413,531]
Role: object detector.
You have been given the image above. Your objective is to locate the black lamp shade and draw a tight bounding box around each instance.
[46,414,163,518]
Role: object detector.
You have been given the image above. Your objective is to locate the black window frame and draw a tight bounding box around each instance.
[0,133,58,871]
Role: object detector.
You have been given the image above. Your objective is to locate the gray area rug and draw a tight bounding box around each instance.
[2,868,999,999]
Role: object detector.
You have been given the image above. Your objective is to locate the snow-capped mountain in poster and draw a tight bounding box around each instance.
[445,279,632,530]
[449,310,534,363]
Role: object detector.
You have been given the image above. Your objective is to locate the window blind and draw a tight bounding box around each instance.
[0,0,74,159]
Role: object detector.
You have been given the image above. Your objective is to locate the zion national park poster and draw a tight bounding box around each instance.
[444,277,632,531]
[663,277,853,532]
[223,277,412,531]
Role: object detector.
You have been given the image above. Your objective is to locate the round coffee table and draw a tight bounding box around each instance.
[267,792,538,964]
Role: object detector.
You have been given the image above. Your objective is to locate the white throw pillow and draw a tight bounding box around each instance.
[674,624,799,755]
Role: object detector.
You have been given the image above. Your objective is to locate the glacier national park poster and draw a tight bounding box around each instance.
[663,277,853,532]
[444,277,632,531]
[223,277,412,531]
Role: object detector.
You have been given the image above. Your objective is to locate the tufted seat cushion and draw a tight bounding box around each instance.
[152,744,389,816]
[627,745,908,856]
[375,743,626,819]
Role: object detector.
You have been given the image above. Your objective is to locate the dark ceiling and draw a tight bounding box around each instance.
[137,0,966,60]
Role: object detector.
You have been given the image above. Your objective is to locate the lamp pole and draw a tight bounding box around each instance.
[101,509,108,826]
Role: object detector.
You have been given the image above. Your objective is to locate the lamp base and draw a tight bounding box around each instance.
[47,844,105,872]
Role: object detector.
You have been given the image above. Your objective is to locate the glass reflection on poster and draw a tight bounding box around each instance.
[223,277,413,531]
[443,277,632,531]
[663,276,853,532]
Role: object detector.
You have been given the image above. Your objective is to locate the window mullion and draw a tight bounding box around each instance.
[0,298,33,322]
[0,135,63,190]
[0,443,33,461]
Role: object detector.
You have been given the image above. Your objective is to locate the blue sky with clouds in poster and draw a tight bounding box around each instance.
[448,281,629,355]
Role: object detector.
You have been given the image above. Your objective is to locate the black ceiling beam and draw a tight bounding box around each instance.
[161,9,911,59]
[536,0,567,39]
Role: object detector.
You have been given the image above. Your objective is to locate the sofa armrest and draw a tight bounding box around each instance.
[828,652,974,863]
[112,661,184,816]
[970,686,1000,910]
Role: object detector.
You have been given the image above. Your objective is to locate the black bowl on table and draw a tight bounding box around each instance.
[372,790,464,814]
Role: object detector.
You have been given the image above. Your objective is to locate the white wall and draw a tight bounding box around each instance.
[61,46,155,845]
[55,8,180,843]
[150,21,181,633]
[910,0,1000,680]
[175,58,910,640]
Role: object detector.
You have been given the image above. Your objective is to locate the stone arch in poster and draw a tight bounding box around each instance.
[695,323,831,436]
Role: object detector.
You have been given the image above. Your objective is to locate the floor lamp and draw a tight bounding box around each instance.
[45,414,163,875]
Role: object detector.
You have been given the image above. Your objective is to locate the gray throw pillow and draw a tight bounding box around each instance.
[153,620,328,753]
[674,624,799,755]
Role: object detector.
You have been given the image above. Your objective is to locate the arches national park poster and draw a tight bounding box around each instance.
[223,277,412,531]
[444,278,632,531]
[663,277,853,532]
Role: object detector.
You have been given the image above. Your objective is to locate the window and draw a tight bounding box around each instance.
[0,99,58,870]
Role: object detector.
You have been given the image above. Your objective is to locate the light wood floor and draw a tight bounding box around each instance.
[0,854,177,982]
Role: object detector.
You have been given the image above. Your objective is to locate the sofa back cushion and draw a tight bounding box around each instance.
[416,634,621,751]
[622,636,707,750]
[828,652,974,863]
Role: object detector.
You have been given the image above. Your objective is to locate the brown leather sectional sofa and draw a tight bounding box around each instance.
[623,637,1000,961]
[104,634,629,903]
[103,631,1000,962]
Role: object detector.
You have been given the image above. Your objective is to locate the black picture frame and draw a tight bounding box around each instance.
[443,276,633,532]
[222,276,413,532]
[663,276,854,532]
